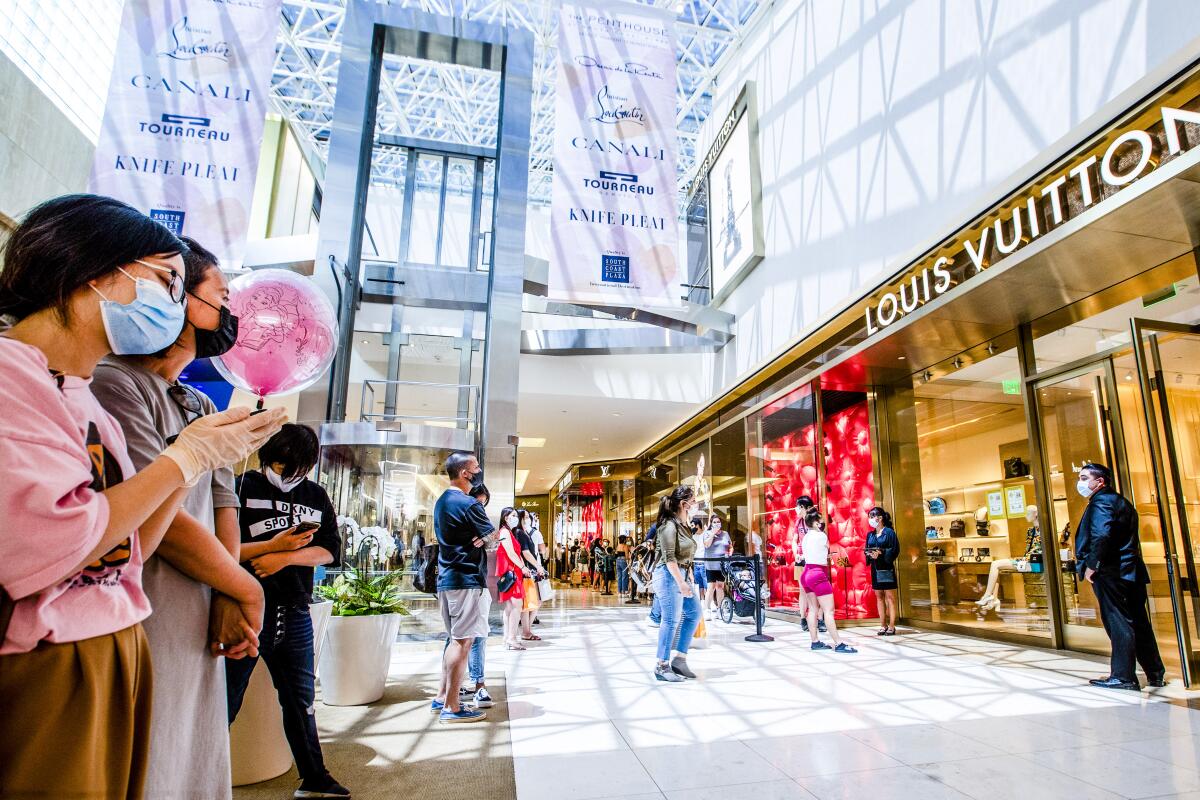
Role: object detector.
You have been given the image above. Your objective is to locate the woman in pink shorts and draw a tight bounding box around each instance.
[799,508,856,654]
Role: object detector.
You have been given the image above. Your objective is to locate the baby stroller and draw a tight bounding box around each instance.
[718,557,769,623]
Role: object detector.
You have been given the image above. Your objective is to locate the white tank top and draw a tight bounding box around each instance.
[802,528,829,566]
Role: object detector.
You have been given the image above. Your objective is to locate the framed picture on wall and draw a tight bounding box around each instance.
[1005,485,1027,518]
[687,81,764,305]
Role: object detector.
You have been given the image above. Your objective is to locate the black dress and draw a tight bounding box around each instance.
[866,527,900,590]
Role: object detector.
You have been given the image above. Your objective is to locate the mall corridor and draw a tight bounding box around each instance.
[235,597,1200,800]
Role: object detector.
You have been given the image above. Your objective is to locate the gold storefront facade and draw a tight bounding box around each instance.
[554,61,1200,686]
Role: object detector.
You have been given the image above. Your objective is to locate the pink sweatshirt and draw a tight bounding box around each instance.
[0,338,150,654]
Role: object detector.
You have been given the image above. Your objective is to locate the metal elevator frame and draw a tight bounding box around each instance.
[304,0,533,509]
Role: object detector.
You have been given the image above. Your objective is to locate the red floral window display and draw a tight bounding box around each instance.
[749,386,878,620]
[821,396,877,619]
[578,482,605,545]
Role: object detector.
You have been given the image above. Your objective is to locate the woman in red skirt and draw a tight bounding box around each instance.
[495,507,530,650]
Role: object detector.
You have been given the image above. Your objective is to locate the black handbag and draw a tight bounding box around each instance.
[1004,456,1031,478]
[497,570,517,593]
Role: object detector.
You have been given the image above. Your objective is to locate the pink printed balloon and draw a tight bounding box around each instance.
[212,269,339,398]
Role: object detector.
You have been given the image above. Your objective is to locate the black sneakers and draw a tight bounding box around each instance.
[295,774,351,798]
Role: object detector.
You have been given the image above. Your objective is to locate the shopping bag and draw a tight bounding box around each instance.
[537,577,556,603]
[690,614,709,649]
[522,578,540,611]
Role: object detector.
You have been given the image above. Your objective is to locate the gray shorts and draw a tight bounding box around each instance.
[439,587,491,641]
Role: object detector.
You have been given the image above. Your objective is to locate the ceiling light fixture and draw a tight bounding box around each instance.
[518,437,546,448]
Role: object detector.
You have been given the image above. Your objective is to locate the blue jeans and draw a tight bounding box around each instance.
[653,564,702,661]
[442,635,486,684]
[226,605,327,782]
[649,591,661,623]
[616,557,629,594]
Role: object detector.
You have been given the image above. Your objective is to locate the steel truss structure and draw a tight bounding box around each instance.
[272,0,766,201]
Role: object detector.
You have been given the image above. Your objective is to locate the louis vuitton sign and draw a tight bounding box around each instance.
[865,103,1200,335]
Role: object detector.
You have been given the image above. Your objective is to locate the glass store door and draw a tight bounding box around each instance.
[1131,320,1200,687]
[1033,327,1200,687]
[1033,361,1132,657]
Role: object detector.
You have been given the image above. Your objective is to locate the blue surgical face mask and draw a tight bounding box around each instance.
[90,265,186,355]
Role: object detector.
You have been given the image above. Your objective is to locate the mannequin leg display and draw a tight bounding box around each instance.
[977,559,1017,610]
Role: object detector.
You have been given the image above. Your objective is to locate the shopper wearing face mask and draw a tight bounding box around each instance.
[91,237,262,800]
[864,506,900,636]
[515,509,543,641]
[801,508,857,654]
[1074,463,1166,691]
[496,507,531,649]
[0,195,285,798]
[227,424,349,798]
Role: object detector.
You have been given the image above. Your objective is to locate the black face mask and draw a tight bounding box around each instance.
[469,467,486,490]
[191,299,239,359]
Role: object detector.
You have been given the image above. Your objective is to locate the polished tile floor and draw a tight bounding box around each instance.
[482,599,1200,800]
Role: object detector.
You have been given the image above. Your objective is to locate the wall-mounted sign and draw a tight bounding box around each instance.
[864,104,1200,336]
[1005,485,1028,518]
[548,1,680,307]
[89,0,281,268]
[687,83,765,305]
[987,491,1005,520]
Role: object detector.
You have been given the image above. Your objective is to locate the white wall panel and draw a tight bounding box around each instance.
[702,0,1200,396]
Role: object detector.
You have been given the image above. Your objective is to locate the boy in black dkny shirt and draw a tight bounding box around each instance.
[226,423,350,799]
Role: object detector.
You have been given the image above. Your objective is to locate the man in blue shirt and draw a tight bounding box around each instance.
[432,452,494,723]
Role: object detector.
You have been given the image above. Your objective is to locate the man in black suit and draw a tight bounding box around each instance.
[1074,462,1165,690]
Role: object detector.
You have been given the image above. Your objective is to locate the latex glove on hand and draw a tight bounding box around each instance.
[163,407,287,486]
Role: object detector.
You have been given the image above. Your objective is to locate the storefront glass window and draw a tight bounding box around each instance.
[639,455,675,538]
[747,385,819,611]
[746,384,878,619]
[884,348,1052,639]
[819,389,877,620]
[678,442,712,522]
[710,422,750,555]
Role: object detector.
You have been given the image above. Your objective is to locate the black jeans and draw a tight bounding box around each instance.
[1091,574,1165,682]
[226,604,328,782]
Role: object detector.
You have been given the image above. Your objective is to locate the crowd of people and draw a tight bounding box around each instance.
[0,195,349,799]
[0,194,1166,800]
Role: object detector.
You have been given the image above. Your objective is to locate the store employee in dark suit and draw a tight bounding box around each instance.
[1075,462,1166,690]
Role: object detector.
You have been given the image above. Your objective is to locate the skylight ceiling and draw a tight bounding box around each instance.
[272,0,766,202]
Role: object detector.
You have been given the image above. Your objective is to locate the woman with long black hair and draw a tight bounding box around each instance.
[651,485,703,682]
[865,506,900,635]
[0,194,283,796]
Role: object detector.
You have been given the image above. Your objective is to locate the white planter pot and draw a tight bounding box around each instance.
[318,613,402,706]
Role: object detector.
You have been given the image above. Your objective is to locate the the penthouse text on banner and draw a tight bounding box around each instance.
[549,1,680,306]
[89,0,281,269]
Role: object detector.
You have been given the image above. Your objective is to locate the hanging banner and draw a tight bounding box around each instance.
[549,1,680,306]
[88,0,281,269]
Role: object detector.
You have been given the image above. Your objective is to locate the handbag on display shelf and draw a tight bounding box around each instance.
[1004,456,1031,478]
[949,519,967,538]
